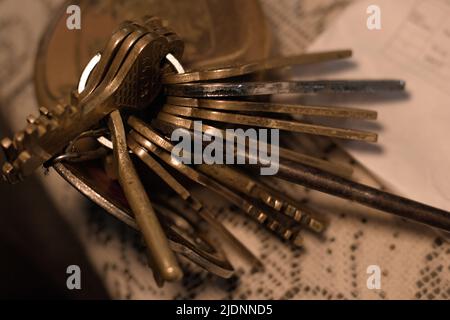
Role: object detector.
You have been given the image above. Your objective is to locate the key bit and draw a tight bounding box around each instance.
[196,164,327,234]
[162,49,353,84]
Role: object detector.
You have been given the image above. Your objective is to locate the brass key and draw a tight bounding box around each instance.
[127,116,306,246]
[109,110,182,284]
[2,21,180,183]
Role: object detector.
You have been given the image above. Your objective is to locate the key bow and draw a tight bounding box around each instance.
[1,18,183,183]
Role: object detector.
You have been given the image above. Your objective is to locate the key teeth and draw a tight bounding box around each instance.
[308,218,326,233]
[260,215,304,246]
[292,233,303,247]
[27,114,38,124]
[39,106,50,116]
[282,229,293,241]
[16,150,31,166]
[1,111,61,182]
[12,150,38,178]
[141,16,164,28]
[139,17,184,59]
[23,124,39,147]
[52,104,65,116]
[13,132,25,152]
[2,162,22,184]
[1,137,15,161]
[256,212,267,223]
[36,124,47,137]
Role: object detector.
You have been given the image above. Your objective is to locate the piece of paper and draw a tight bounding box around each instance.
[308,0,450,210]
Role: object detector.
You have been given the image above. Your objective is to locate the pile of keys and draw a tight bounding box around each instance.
[2,17,450,286]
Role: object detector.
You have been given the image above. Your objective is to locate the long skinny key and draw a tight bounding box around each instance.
[274,160,450,232]
[162,49,352,84]
[109,110,182,284]
[165,80,406,98]
[161,104,378,142]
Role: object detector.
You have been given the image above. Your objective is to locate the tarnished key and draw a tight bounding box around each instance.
[275,160,450,233]
[193,164,326,234]
[166,96,377,120]
[109,110,182,284]
[161,104,378,142]
[146,117,327,233]
[152,113,354,178]
[127,133,263,269]
[162,49,352,84]
[1,20,182,183]
[128,129,304,246]
[165,80,406,98]
[127,117,306,246]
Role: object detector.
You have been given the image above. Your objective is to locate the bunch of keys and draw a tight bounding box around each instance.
[2,16,450,286]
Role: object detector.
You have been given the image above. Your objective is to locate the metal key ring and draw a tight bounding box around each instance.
[78,52,185,151]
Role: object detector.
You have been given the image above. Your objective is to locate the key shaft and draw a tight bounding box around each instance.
[109,110,182,284]
[275,161,450,232]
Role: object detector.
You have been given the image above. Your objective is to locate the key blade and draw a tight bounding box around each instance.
[166,96,378,120]
[109,110,183,283]
[165,80,406,97]
[152,113,354,178]
[162,49,352,84]
[161,104,378,142]
[275,160,450,232]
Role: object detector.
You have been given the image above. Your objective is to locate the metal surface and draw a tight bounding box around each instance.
[77,49,186,152]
